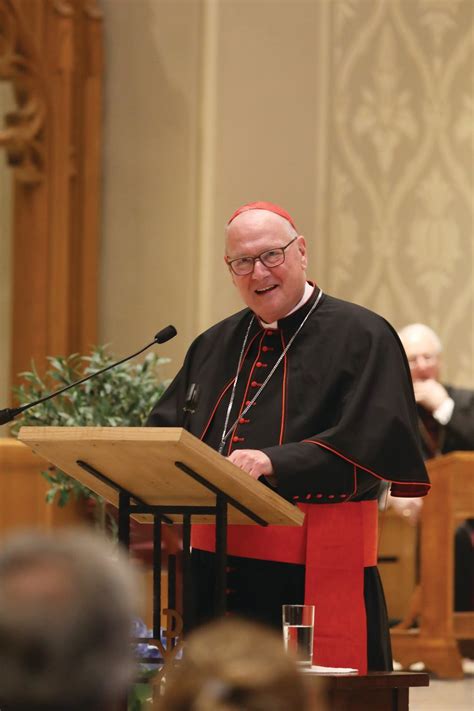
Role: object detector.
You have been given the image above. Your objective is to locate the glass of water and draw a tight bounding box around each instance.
[282,604,315,667]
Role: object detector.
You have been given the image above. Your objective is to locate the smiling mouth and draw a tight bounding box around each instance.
[255,285,278,295]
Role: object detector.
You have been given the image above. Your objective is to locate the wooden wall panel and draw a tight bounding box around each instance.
[72,4,102,350]
[0,0,103,537]
[0,439,87,535]
[0,0,103,397]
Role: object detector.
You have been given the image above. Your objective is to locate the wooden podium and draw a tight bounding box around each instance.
[18,426,304,638]
[391,451,474,678]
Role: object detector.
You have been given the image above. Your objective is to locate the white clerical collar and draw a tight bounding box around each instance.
[259,282,315,329]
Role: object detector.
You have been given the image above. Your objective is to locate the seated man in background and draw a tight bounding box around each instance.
[398,323,474,460]
[157,617,326,711]
[0,529,140,711]
[394,323,474,611]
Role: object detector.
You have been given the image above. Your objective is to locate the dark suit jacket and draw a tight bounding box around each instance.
[418,385,474,459]
[443,385,474,453]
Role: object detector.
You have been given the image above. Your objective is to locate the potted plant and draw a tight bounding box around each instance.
[11,345,169,514]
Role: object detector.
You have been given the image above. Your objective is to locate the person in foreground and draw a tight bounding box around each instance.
[157,617,325,711]
[0,529,140,711]
[148,201,430,673]
[394,323,474,611]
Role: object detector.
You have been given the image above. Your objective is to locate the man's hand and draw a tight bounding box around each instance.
[227,449,274,481]
[413,379,448,412]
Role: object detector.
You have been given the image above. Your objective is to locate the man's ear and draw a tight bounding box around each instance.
[224,255,237,286]
[298,235,308,269]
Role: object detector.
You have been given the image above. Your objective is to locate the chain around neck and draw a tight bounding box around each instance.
[218,288,323,454]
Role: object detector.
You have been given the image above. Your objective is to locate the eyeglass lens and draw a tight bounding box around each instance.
[228,237,297,275]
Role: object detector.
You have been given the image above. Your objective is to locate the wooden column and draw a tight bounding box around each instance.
[0,0,103,394]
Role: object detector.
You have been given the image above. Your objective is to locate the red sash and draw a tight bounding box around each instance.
[191,500,378,673]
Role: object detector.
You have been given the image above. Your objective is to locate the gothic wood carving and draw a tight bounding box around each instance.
[0,0,103,393]
[0,0,47,183]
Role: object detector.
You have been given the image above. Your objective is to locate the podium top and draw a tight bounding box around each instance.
[18,426,305,526]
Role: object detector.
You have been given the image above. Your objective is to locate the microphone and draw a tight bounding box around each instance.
[182,383,200,431]
[183,384,200,415]
[155,325,177,344]
[0,325,177,426]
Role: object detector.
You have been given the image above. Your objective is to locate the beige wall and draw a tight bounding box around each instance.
[100,0,202,377]
[102,0,472,388]
[320,0,474,387]
[0,83,13,428]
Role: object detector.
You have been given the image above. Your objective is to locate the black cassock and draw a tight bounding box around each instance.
[147,286,429,671]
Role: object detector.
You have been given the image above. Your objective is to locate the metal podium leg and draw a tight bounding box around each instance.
[153,515,162,641]
[182,514,193,634]
[118,491,131,550]
[215,494,228,616]
[168,554,176,612]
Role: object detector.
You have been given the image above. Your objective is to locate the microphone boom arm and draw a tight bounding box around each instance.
[0,325,177,426]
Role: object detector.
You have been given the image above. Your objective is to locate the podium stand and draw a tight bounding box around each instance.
[391,451,474,678]
[18,426,304,638]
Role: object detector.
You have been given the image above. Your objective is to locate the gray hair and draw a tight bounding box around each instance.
[397,323,443,354]
[0,529,139,711]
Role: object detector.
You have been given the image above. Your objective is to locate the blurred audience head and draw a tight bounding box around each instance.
[0,528,140,711]
[398,323,442,382]
[157,617,325,711]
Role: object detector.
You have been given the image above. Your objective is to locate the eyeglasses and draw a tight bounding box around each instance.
[407,353,438,369]
[226,236,298,276]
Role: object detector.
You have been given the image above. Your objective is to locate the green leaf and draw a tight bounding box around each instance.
[45,489,57,504]
[131,683,153,702]
[11,345,170,516]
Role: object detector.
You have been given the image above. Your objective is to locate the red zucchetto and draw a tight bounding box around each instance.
[227,201,297,231]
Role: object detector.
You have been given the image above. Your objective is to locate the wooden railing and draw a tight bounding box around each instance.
[391,451,474,678]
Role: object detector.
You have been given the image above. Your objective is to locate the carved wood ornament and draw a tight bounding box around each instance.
[0,0,46,183]
[0,0,103,392]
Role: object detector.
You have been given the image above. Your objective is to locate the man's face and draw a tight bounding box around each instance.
[225,210,308,323]
[400,331,441,382]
